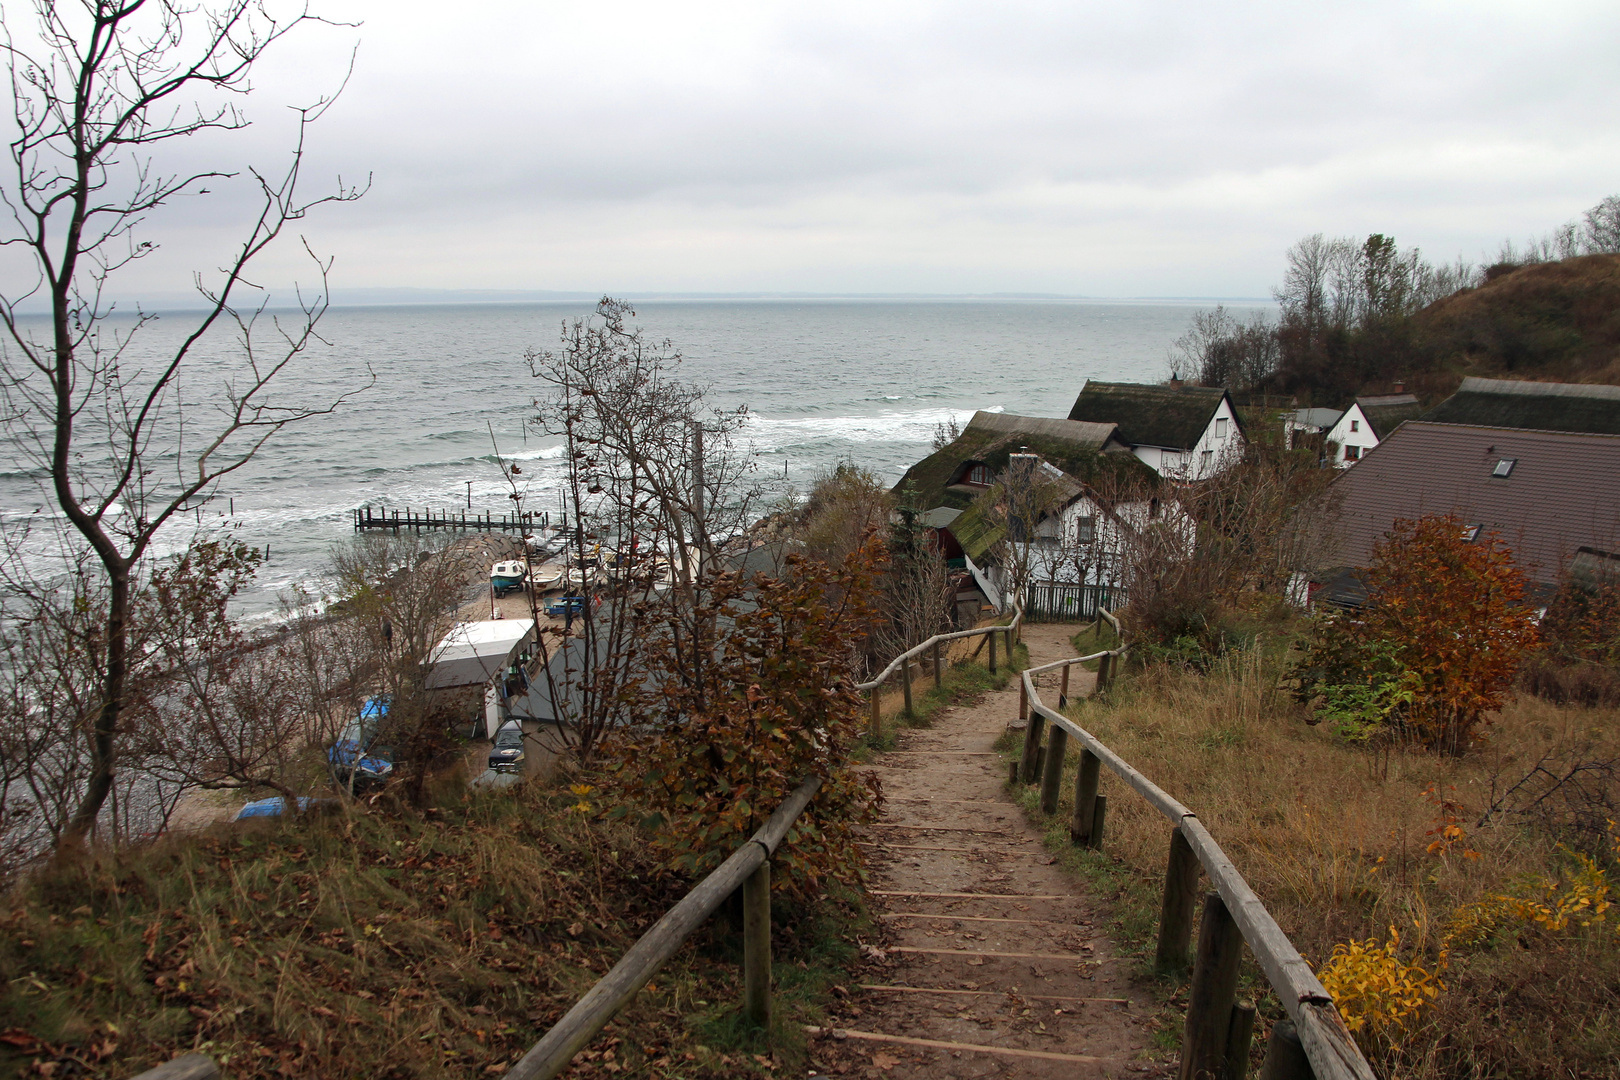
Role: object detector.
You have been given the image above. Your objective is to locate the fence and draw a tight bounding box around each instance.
[1021,580,1124,622]
[855,606,1024,739]
[509,777,822,1080]
[1015,611,1375,1080]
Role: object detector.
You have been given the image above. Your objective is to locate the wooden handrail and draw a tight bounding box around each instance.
[511,777,822,1080]
[856,603,1024,692]
[1017,622,1375,1080]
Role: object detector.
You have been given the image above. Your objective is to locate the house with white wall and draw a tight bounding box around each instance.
[1323,393,1422,467]
[1066,381,1244,480]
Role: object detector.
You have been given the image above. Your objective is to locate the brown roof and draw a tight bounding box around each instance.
[1324,422,1620,585]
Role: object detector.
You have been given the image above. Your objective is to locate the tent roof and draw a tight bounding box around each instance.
[425,619,537,690]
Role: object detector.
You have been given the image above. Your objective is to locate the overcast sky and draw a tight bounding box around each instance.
[13,0,1620,298]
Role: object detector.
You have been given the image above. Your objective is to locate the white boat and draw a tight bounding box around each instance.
[529,562,565,592]
[490,560,528,596]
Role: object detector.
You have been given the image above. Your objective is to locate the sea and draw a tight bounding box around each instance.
[0,298,1268,618]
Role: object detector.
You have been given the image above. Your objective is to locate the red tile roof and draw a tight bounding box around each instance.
[1324,422,1620,584]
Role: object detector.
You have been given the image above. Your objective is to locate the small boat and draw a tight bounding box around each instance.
[490,560,528,596]
[529,562,564,592]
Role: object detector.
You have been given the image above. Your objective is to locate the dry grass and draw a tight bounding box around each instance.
[0,775,866,1079]
[1009,641,1620,1079]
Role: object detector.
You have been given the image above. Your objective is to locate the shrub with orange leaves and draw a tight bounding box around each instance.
[1295,514,1539,752]
[607,535,885,899]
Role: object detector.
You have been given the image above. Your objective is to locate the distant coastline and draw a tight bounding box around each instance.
[3,287,1276,315]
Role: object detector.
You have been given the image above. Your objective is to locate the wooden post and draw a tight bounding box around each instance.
[1019,677,1028,721]
[932,640,943,689]
[869,689,882,742]
[901,657,914,719]
[1155,825,1201,975]
[1019,711,1045,783]
[1179,892,1245,1080]
[988,629,997,674]
[1071,748,1100,843]
[1096,652,1111,696]
[1059,663,1070,710]
[1039,725,1067,814]
[1257,1019,1314,1080]
[1088,794,1107,849]
[743,860,771,1028]
[1226,1001,1257,1080]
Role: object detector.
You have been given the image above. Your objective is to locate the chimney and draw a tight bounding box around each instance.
[1393,381,1405,394]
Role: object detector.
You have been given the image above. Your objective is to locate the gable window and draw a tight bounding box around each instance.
[1075,516,1096,545]
[1215,417,1228,438]
[1492,458,1517,478]
[1200,449,1213,472]
[963,463,992,486]
[1344,445,1361,461]
[1350,419,1360,432]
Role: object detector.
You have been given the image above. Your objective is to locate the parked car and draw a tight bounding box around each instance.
[488,719,526,774]
[327,697,395,790]
[543,595,586,617]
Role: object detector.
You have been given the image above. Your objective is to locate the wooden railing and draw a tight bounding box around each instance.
[510,777,822,1080]
[856,605,1025,739]
[1015,611,1376,1080]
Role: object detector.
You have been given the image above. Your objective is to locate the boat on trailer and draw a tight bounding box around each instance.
[490,560,528,596]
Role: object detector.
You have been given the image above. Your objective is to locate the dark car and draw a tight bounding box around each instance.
[488,720,526,774]
[328,697,395,790]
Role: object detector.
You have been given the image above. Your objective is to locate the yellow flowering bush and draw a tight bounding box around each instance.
[1318,927,1444,1043]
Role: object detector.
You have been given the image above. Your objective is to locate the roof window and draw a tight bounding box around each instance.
[1491,458,1516,478]
[1462,523,1482,543]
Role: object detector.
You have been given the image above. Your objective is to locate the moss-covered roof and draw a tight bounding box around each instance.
[1066,381,1232,450]
[1356,393,1424,439]
[948,494,1005,562]
[890,411,1150,513]
[1419,377,1620,436]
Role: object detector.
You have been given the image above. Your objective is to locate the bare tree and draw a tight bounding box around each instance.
[0,0,366,850]
[524,299,774,762]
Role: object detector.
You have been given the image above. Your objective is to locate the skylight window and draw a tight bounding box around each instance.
[1492,458,1517,478]
[1462,524,1482,543]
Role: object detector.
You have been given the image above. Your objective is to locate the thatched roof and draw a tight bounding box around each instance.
[1066,381,1234,451]
[1420,377,1620,436]
[1355,393,1424,439]
[891,410,1146,513]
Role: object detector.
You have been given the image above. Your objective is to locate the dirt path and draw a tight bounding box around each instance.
[809,623,1166,1079]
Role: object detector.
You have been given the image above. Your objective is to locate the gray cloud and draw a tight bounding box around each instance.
[10,0,1618,298]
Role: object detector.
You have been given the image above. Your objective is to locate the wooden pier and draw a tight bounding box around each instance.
[353,506,555,534]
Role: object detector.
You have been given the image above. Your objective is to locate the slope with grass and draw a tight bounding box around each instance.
[0,778,865,1079]
[1004,634,1620,1079]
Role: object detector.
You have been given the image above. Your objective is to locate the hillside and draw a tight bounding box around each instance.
[1408,252,1620,397]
